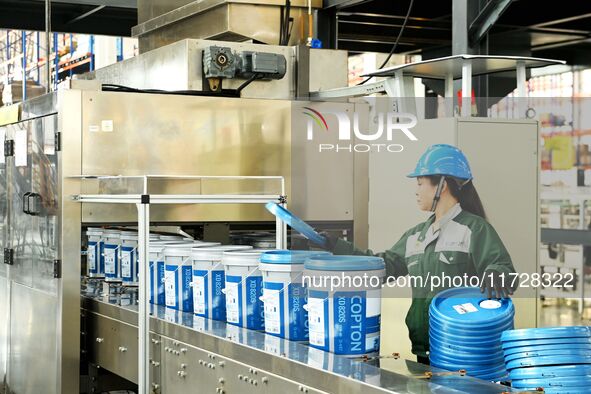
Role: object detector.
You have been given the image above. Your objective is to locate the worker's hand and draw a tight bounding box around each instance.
[317,231,339,252]
[479,269,513,299]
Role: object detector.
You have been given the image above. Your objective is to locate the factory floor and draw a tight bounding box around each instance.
[540,298,591,326]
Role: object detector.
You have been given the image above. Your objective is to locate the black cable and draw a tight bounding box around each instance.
[101,84,240,98]
[236,74,262,95]
[357,0,415,86]
[282,1,292,45]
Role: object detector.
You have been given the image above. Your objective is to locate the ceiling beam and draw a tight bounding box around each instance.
[532,12,591,28]
[468,0,514,46]
[29,0,136,9]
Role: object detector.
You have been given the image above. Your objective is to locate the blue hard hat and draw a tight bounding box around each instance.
[407,144,473,180]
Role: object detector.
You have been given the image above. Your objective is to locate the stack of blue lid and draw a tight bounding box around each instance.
[429,287,514,381]
[502,326,591,393]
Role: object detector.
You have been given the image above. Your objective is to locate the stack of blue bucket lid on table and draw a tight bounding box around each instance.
[429,287,514,381]
[501,326,591,394]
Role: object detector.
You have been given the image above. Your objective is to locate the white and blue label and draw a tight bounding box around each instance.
[150,261,165,304]
[87,241,97,273]
[226,275,264,330]
[193,269,226,320]
[246,276,264,330]
[164,264,193,311]
[308,290,329,349]
[180,265,193,312]
[121,246,136,283]
[103,244,118,279]
[164,268,176,308]
[308,290,381,355]
[264,282,308,341]
[334,291,366,355]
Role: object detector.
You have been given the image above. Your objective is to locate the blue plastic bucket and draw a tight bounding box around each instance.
[120,232,138,285]
[259,250,331,341]
[429,287,514,380]
[303,255,385,357]
[86,228,104,278]
[191,245,251,321]
[149,245,165,305]
[222,250,267,330]
[164,245,195,312]
[102,230,121,282]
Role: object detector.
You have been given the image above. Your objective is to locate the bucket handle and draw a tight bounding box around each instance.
[221,265,260,295]
[259,271,304,302]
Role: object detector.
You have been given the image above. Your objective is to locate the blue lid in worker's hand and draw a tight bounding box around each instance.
[304,255,385,271]
[260,250,331,264]
[265,202,327,247]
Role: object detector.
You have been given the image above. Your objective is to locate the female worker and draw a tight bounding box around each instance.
[319,144,516,365]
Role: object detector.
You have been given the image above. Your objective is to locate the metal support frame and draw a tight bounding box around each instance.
[461,59,472,117]
[67,5,106,24]
[468,0,513,47]
[71,175,286,394]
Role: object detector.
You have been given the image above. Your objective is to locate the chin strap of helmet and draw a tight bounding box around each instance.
[430,176,446,212]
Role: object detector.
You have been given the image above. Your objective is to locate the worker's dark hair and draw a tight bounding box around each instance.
[427,175,487,219]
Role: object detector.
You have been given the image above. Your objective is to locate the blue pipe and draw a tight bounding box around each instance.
[89,35,95,71]
[116,36,123,62]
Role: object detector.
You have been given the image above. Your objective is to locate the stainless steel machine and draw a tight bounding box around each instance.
[0,13,558,390]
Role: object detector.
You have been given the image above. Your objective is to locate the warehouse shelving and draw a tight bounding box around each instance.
[0,29,134,103]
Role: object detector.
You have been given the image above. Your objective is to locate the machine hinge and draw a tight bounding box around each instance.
[4,248,13,265]
[55,132,61,152]
[53,259,62,278]
[4,140,14,157]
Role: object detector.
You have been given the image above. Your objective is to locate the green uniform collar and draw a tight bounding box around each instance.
[417,203,462,242]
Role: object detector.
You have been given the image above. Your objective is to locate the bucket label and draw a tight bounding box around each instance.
[180,266,193,312]
[288,284,308,340]
[452,303,478,314]
[263,288,281,334]
[308,292,328,348]
[225,281,240,324]
[87,242,96,272]
[335,292,366,354]
[121,250,132,279]
[211,270,226,320]
[193,274,206,315]
[104,247,117,276]
[164,269,176,307]
[245,276,264,330]
[156,262,165,304]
